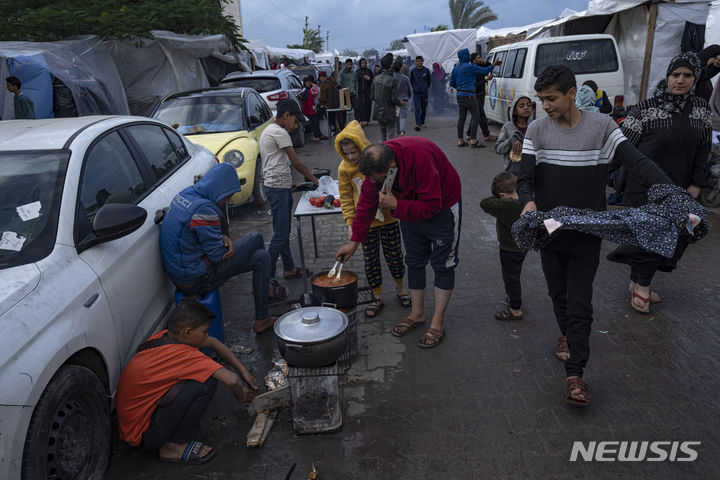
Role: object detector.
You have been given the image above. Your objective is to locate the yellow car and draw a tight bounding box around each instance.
[152,87,274,206]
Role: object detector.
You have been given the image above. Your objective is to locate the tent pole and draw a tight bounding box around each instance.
[639,1,660,101]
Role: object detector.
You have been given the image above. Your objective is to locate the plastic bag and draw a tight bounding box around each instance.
[316,176,339,197]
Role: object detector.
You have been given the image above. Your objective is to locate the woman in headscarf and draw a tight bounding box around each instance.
[355,58,374,125]
[430,62,447,112]
[607,52,712,314]
[575,84,599,112]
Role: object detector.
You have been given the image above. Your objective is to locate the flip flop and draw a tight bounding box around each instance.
[392,317,424,337]
[396,293,412,308]
[364,301,385,318]
[159,441,215,465]
[566,377,591,407]
[418,327,444,349]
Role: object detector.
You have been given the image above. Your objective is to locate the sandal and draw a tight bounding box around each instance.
[628,282,660,303]
[630,287,650,314]
[555,335,570,362]
[392,317,425,337]
[418,327,444,348]
[159,441,215,465]
[268,279,287,303]
[396,293,412,308]
[283,267,312,279]
[495,307,523,321]
[364,301,385,318]
[253,316,276,334]
[566,376,591,407]
[457,141,467,147]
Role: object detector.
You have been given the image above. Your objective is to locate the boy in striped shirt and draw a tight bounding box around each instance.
[517,65,671,407]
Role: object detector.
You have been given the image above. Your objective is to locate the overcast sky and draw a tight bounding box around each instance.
[241,0,590,53]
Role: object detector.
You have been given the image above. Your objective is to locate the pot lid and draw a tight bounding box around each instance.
[274,306,348,343]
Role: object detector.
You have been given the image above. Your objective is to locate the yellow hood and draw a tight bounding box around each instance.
[185,131,249,155]
[334,120,370,163]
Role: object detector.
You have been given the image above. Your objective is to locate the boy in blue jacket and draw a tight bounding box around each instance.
[449,48,499,147]
[159,163,282,334]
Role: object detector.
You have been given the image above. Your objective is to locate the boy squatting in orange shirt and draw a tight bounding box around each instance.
[115,298,258,465]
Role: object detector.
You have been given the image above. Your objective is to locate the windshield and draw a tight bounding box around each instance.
[0,151,68,270]
[153,96,248,135]
[220,77,281,93]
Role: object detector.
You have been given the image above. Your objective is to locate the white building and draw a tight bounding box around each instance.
[222,0,243,35]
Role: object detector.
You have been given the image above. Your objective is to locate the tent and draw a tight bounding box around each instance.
[265,46,316,65]
[707,1,720,49]
[104,30,247,117]
[0,36,129,120]
[405,30,476,73]
[476,19,556,55]
[527,0,711,103]
[245,39,271,70]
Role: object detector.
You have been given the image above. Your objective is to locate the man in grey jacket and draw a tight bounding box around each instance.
[393,57,412,137]
[371,54,401,141]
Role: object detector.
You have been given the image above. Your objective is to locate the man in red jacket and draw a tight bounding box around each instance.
[335,137,461,348]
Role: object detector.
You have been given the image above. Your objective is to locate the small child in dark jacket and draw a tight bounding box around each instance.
[480,172,526,320]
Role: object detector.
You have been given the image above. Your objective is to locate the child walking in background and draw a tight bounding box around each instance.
[494,96,532,175]
[480,172,526,321]
[335,120,411,317]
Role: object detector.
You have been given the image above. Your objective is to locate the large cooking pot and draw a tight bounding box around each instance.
[310,270,358,309]
[274,306,349,367]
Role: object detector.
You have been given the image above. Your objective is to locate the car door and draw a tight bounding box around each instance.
[75,123,197,366]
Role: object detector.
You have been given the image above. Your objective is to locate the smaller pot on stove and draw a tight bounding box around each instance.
[274,306,349,367]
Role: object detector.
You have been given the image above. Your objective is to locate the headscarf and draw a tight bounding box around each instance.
[432,62,445,81]
[621,52,711,145]
[575,85,599,112]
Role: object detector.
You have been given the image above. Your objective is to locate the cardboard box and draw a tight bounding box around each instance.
[339,88,352,110]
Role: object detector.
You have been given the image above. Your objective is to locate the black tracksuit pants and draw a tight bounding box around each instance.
[539,231,602,378]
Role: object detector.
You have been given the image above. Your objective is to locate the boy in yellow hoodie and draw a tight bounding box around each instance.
[335,120,411,317]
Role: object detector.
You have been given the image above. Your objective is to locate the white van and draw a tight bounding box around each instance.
[484,34,624,123]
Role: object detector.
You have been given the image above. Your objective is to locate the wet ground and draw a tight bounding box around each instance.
[107,112,720,479]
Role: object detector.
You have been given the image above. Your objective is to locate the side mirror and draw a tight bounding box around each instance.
[77,203,148,253]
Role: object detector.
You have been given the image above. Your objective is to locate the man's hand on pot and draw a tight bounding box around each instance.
[222,235,234,259]
[379,189,397,210]
[336,242,359,261]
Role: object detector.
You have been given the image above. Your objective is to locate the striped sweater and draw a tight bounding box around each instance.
[517,111,671,212]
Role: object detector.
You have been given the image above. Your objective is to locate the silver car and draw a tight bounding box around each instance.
[0,116,215,479]
[220,69,306,147]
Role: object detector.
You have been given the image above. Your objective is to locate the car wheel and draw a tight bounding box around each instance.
[251,157,267,206]
[22,365,110,480]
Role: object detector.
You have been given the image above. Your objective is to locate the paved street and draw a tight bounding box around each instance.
[108,112,720,479]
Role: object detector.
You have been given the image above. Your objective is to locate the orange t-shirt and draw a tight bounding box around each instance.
[115,330,222,446]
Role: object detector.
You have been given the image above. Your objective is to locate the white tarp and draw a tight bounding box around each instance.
[314,50,340,64]
[266,46,315,65]
[104,30,237,116]
[707,1,720,48]
[405,29,476,72]
[246,39,270,70]
[604,1,709,102]
[476,19,556,54]
[0,36,129,119]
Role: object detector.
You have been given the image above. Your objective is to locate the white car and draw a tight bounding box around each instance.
[0,116,216,479]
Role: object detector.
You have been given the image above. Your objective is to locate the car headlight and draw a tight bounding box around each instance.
[223,150,245,168]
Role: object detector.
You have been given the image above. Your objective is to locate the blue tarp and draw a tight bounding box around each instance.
[8,55,54,119]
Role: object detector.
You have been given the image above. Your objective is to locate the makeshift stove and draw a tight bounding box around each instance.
[285,308,357,434]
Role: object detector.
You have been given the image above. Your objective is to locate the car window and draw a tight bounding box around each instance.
[249,92,272,123]
[503,50,518,78]
[164,128,190,161]
[287,74,302,89]
[535,39,619,76]
[125,125,183,181]
[493,51,507,77]
[221,77,281,93]
[0,151,68,269]
[512,49,527,78]
[153,95,248,135]
[79,131,147,222]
